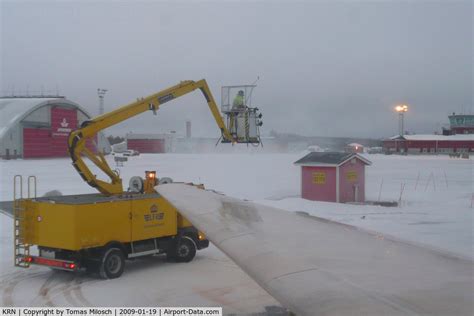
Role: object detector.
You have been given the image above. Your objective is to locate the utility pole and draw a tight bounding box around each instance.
[97,88,107,115]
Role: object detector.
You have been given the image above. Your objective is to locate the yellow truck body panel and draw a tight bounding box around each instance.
[21,192,190,251]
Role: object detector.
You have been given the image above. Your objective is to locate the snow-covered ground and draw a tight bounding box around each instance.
[0,153,472,312]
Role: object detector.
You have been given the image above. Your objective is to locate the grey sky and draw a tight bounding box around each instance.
[1,0,472,138]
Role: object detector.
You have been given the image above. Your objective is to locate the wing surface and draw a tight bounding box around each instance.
[157,184,473,316]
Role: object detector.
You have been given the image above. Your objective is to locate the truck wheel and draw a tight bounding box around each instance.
[99,248,125,279]
[174,236,197,263]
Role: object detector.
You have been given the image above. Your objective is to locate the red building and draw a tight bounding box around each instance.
[383,134,474,154]
[127,133,174,153]
[0,97,110,159]
[294,152,371,203]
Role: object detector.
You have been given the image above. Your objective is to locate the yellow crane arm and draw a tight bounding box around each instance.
[68,79,235,195]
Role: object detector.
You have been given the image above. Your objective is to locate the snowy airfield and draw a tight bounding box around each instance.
[0,153,472,313]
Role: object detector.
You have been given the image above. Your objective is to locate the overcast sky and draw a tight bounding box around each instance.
[1,0,472,138]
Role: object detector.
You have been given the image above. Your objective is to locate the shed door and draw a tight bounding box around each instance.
[353,185,359,203]
[23,128,52,158]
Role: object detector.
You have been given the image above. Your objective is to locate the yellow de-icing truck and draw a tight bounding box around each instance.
[14,80,263,279]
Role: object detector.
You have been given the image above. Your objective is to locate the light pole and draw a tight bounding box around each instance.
[97,88,108,115]
[395,104,408,136]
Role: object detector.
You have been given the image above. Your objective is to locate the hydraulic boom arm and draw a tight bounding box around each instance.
[68,79,236,195]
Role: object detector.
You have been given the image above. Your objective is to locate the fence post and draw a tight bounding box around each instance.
[414,172,420,191]
[398,182,406,207]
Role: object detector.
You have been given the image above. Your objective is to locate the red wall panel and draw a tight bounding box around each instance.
[301,166,337,202]
[127,139,165,153]
[23,107,88,158]
[50,107,77,157]
[339,159,366,203]
[23,128,52,158]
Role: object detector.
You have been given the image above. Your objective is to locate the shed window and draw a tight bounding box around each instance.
[312,172,326,184]
[346,171,357,182]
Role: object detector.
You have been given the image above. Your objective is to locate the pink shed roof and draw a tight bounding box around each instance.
[294,152,371,167]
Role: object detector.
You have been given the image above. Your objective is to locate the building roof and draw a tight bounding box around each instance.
[294,152,371,166]
[0,97,89,139]
[388,134,474,141]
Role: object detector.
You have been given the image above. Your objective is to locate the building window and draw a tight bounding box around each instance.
[346,171,357,182]
[312,172,326,184]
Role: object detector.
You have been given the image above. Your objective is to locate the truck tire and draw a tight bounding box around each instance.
[169,236,196,263]
[99,248,125,279]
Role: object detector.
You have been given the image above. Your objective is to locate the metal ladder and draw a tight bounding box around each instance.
[13,175,36,268]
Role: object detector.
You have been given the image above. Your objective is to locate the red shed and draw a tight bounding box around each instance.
[294,152,371,203]
[126,133,170,153]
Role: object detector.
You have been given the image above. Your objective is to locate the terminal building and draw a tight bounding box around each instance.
[0,96,110,159]
[383,134,473,154]
[383,112,474,154]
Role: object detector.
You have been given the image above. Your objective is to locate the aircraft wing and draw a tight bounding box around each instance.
[0,201,13,218]
[157,184,473,316]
